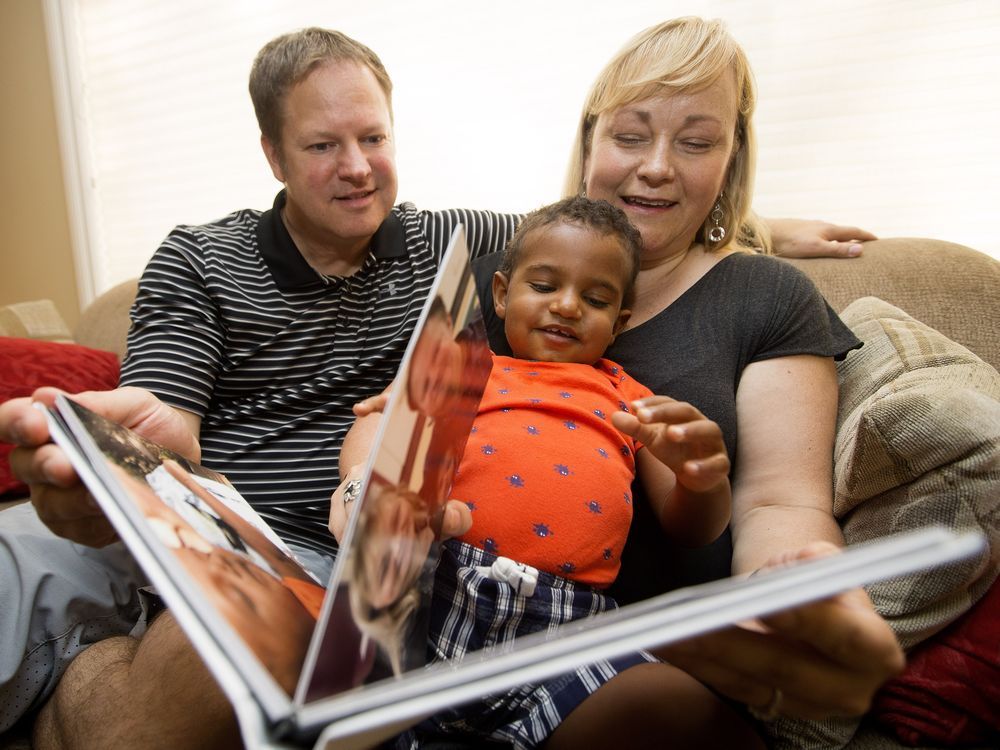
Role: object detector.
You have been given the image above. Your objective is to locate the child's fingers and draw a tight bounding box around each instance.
[633,396,703,426]
[680,453,732,488]
[665,418,725,447]
[609,410,640,436]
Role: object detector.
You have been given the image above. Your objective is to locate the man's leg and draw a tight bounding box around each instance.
[31,542,335,750]
[0,503,147,731]
[33,612,241,750]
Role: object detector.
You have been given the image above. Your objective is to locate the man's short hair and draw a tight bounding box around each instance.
[249,27,393,147]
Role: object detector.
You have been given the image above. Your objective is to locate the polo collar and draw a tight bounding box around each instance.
[257,190,406,290]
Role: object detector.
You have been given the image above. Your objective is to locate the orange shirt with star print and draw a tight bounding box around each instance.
[452,355,652,587]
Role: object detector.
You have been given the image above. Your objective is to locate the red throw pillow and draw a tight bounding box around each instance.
[0,337,120,495]
[872,578,1000,746]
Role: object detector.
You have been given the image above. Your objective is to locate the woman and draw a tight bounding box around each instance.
[345,19,903,746]
[545,16,903,739]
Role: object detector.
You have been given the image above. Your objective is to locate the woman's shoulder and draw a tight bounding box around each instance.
[718,248,808,273]
[710,249,820,294]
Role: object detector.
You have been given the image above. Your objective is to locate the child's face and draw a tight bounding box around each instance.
[493,222,631,364]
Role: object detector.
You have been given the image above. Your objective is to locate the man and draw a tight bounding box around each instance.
[0,28,513,747]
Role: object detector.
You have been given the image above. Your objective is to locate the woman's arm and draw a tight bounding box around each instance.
[328,402,472,542]
[730,354,843,571]
[656,354,904,719]
[328,410,383,542]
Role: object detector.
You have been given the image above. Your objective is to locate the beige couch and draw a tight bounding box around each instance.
[1,238,998,749]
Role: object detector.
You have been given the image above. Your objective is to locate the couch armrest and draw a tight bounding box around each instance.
[783,238,1000,372]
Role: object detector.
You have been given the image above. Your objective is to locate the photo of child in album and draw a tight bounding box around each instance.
[335,282,492,680]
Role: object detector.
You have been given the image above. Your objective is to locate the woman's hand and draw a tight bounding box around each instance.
[768,218,877,259]
[0,386,201,547]
[656,542,905,720]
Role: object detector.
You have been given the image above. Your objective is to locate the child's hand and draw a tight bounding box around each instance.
[611,395,730,493]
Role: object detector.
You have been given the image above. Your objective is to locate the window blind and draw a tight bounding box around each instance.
[45,0,1000,301]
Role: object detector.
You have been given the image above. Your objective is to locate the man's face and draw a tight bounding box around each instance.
[262,60,398,259]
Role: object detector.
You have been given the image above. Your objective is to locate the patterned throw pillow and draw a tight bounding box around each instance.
[834,297,999,648]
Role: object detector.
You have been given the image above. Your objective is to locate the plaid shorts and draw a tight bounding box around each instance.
[393,540,655,749]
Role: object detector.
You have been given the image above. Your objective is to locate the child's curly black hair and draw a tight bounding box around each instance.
[498,196,642,305]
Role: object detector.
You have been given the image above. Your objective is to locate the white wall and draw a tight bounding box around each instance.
[48,0,1000,297]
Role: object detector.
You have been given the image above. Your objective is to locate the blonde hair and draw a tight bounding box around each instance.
[563,17,771,252]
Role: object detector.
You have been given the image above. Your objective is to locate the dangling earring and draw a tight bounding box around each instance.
[707,195,726,244]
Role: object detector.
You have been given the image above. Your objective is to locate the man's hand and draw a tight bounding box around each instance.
[769,218,877,259]
[0,386,201,547]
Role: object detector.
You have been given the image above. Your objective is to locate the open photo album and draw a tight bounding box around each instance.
[43,226,986,750]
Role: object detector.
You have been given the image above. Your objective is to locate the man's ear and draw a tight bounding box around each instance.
[492,271,510,320]
[612,308,631,339]
[261,135,286,183]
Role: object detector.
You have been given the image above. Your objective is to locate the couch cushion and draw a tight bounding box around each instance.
[785,238,1000,373]
[834,297,1000,648]
[0,337,120,496]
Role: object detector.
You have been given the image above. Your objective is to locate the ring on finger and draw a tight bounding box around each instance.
[342,479,363,505]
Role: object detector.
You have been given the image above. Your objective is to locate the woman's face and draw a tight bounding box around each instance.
[583,72,739,263]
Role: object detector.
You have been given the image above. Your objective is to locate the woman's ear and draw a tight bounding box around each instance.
[492,271,510,320]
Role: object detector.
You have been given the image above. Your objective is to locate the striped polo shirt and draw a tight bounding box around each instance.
[120,191,519,555]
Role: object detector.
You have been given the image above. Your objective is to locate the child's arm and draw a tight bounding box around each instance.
[612,396,731,547]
